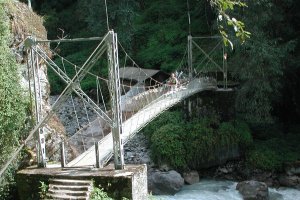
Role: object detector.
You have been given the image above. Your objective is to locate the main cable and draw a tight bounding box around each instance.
[187,0,191,35]
[104,0,110,30]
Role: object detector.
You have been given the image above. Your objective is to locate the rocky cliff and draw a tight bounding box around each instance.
[5,1,75,164]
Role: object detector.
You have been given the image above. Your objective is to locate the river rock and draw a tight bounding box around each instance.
[236,180,269,200]
[148,170,184,195]
[159,163,172,172]
[278,175,300,188]
[183,170,199,185]
[284,161,300,176]
[50,95,99,136]
[124,133,154,166]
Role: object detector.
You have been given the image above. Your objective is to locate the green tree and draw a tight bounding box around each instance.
[33,0,300,124]
[210,0,250,47]
[132,0,188,72]
[78,0,138,50]
[271,0,300,124]
[151,124,186,169]
[228,0,290,123]
[0,1,29,199]
[0,1,28,168]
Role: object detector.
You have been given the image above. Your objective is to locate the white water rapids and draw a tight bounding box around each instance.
[154,180,300,200]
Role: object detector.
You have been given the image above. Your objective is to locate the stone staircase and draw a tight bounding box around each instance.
[46,179,93,200]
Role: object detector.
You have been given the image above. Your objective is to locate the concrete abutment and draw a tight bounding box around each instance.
[16,164,147,200]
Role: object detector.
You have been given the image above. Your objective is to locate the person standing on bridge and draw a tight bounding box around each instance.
[168,73,179,92]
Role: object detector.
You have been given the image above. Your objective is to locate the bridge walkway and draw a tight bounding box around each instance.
[67,79,216,167]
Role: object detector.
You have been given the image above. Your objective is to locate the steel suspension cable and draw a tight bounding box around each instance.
[61,58,81,130]
[50,48,159,90]
[104,0,110,31]
[60,57,86,151]
[117,41,164,86]
[192,41,223,78]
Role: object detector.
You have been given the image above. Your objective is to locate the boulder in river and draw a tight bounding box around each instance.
[148,170,184,195]
[236,180,269,200]
[278,175,300,189]
[284,161,300,176]
[183,170,200,185]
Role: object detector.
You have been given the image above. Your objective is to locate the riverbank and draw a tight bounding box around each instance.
[49,94,300,193]
[154,179,300,200]
[202,160,300,189]
[123,129,300,194]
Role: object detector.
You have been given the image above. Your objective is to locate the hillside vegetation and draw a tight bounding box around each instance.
[31,0,300,172]
[0,0,299,198]
[31,0,300,124]
[0,1,29,199]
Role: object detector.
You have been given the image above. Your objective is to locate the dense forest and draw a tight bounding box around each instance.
[28,0,300,124]
[0,0,300,199]
[30,0,300,169]
[31,0,300,160]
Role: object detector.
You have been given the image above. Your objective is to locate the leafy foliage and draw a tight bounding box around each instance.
[133,0,188,72]
[0,164,19,200]
[183,119,218,168]
[211,0,250,48]
[0,1,29,199]
[218,122,239,147]
[227,0,290,123]
[31,0,300,172]
[39,181,49,199]
[246,131,300,171]
[183,117,252,169]
[151,124,186,169]
[79,0,137,50]
[246,145,282,171]
[90,184,113,200]
[146,111,253,170]
[34,0,300,125]
[233,120,253,148]
[143,110,182,138]
[48,47,109,96]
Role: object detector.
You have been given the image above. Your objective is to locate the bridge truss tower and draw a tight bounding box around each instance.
[25,30,125,169]
[187,35,228,89]
[107,32,124,169]
[25,37,47,167]
[188,35,193,79]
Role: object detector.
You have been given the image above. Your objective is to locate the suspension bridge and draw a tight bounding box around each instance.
[1,29,229,177]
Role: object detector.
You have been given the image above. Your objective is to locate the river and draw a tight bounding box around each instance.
[154,180,300,200]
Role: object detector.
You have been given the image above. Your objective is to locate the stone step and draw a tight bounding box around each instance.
[48,188,89,196]
[49,178,93,186]
[46,179,93,200]
[50,184,91,191]
[46,193,89,200]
